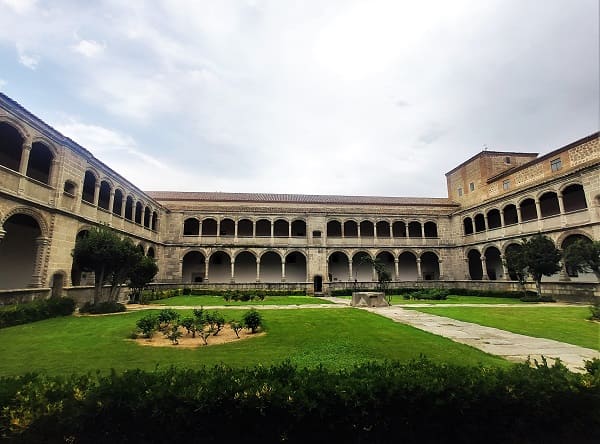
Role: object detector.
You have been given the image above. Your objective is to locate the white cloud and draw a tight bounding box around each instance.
[0,78,6,89]
[0,0,37,15]
[72,39,105,58]
[16,44,39,69]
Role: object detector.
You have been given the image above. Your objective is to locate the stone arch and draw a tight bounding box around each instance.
[519,197,538,221]
[423,221,438,237]
[112,188,124,215]
[182,250,206,283]
[27,141,55,185]
[143,206,151,228]
[98,180,112,210]
[503,203,519,225]
[183,217,200,235]
[467,248,483,280]
[273,219,289,237]
[504,243,523,280]
[486,208,502,229]
[238,218,253,237]
[327,220,342,237]
[539,191,560,217]
[285,250,307,282]
[291,219,306,237]
[360,220,374,237]
[420,251,440,280]
[561,183,587,212]
[147,247,155,258]
[151,211,158,230]
[483,245,503,280]
[0,212,44,289]
[124,195,134,220]
[234,250,257,283]
[392,220,407,237]
[463,217,474,235]
[260,250,282,282]
[0,116,30,140]
[255,219,271,237]
[1,206,49,238]
[328,250,349,282]
[375,250,395,280]
[134,201,143,224]
[352,251,373,281]
[208,250,231,283]
[407,221,422,238]
[344,220,358,237]
[220,218,235,236]
[376,220,391,237]
[202,218,217,236]
[474,213,486,232]
[398,251,418,280]
[81,170,98,204]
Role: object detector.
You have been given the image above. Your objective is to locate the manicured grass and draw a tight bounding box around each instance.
[412,306,599,351]
[149,295,334,306]
[0,308,508,376]
[338,295,525,304]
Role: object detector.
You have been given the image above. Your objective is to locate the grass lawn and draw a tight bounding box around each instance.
[412,306,599,351]
[338,295,525,304]
[149,295,334,306]
[0,308,508,376]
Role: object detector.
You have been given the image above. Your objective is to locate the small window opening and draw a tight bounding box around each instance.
[469,182,475,192]
[550,158,562,172]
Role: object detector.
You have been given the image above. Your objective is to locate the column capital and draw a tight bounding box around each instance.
[22,143,32,151]
[0,228,6,240]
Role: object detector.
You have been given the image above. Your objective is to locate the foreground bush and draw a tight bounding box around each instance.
[79,301,126,314]
[0,358,598,443]
[0,297,75,329]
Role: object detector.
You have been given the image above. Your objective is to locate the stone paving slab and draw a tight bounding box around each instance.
[365,306,599,372]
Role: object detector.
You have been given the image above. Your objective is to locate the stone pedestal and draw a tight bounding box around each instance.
[351,292,389,307]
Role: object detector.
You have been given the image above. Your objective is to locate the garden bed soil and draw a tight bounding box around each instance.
[131,324,265,348]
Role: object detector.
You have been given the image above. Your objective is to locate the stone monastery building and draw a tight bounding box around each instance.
[0,93,599,301]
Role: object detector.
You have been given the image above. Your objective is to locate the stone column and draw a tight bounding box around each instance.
[480,256,489,280]
[256,260,261,282]
[204,260,209,283]
[416,258,422,281]
[281,260,286,282]
[500,210,505,227]
[31,236,48,287]
[373,223,378,239]
[0,229,6,244]
[372,264,377,281]
[288,222,292,238]
[500,255,509,280]
[342,223,345,238]
[534,199,542,219]
[357,224,361,238]
[230,259,235,283]
[270,221,274,238]
[93,183,100,207]
[394,259,399,281]
[516,206,522,223]
[348,260,353,281]
[216,219,221,238]
[558,194,567,227]
[464,257,470,280]
[438,259,444,280]
[132,200,137,222]
[198,221,203,238]
[18,143,32,175]
[234,220,239,238]
[420,223,425,238]
[252,221,256,238]
[108,190,115,214]
[404,224,408,238]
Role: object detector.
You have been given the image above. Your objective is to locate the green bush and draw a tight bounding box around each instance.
[407,288,449,300]
[182,287,192,295]
[0,358,598,443]
[79,301,126,314]
[136,314,158,338]
[590,299,600,321]
[242,309,263,333]
[0,297,75,329]
[156,309,180,330]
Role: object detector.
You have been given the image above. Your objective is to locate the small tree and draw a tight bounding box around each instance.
[563,239,600,280]
[504,246,528,295]
[230,320,244,339]
[136,314,158,338]
[205,311,225,336]
[505,234,562,298]
[128,256,159,303]
[242,309,263,334]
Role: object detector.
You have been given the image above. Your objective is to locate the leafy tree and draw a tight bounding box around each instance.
[205,311,225,336]
[504,234,562,298]
[164,325,183,345]
[230,320,244,338]
[157,309,180,331]
[563,239,600,280]
[359,256,393,304]
[242,309,263,334]
[128,256,159,303]
[72,226,143,303]
[180,317,198,338]
[504,245,528,294]
[136,314,158,338]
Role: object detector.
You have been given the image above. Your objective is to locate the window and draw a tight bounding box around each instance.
[504,156,511,164]
[550,158,562,172]
[503,180,510,191]
[458,187,463,197]
[63,181,76,195]
[469,182,475,192]
[312,230,321,238]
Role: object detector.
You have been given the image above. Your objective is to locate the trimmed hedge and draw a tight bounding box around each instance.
[79,301,127,314]
[0,297,75,329]
[0,358,598,443]
[189,289,307,297]
[331,288,536,298]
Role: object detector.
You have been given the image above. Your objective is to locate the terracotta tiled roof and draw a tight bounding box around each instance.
[146,191,458,207]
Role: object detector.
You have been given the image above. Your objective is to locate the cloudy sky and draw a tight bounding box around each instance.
[0,0,598,197]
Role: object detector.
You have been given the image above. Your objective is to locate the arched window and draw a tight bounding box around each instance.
[562,184,587,212]
[344,220,358,237]
[327,220,342,237]
[124,196,133,220]
[392,221,406,237]
[273,219,289,237]
[408,221,421,238]
[539,192,560,217]
[151,211,158,230]
[503,204,518,225]
[220,218,235,236]
[360,221,374,237]
[474,214,486,232]
[184,218,199,235]
[424,222,438,238]
[255,219,271,237]
[113,189,124,215]
[135,202,143,224]
[520,198,537,221]
[98,181,111,210]
[487,209,501,229]
[63,181,76,195]
[202,218,217,236]
[0,122,23,171]
[26,142,53,184]
[143,206,151,228]
[463,217,474,235]
[291,220,306,237]
[376,221,390,237]
[238,219,253,236]
[81,171,96,204]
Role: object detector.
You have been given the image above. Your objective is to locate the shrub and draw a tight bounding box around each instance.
[519,295,556,303]
[136,314,158,338]
[79,301,126,314]
[205,311,225,336]
[163,325,183,345]
[407,289,449,300]
[182,287,192,295]
[157,309,180,331]
[242,309,263,333]
[0,359,598,443]
[590,299,600,321]
[0,298,75,329]
[230,320,243,338]
[180,317,198,337]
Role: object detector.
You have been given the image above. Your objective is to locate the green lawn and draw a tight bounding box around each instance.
[337,295,526,304]
[149,295,334,306]
[412,306,599,351]
[0,308,508,376]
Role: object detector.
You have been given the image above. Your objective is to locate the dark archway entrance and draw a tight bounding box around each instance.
[313,275,323,293]
[0,214,42,289]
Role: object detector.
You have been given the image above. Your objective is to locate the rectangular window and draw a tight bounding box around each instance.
[469,182,475,192]
[504,156,511,164]
[312,230,321,238]
[457,187,463,197]
[503,180,510,191]
[550,158,562,172]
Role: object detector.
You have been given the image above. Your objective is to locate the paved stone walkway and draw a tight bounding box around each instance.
[364,305,599,372]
